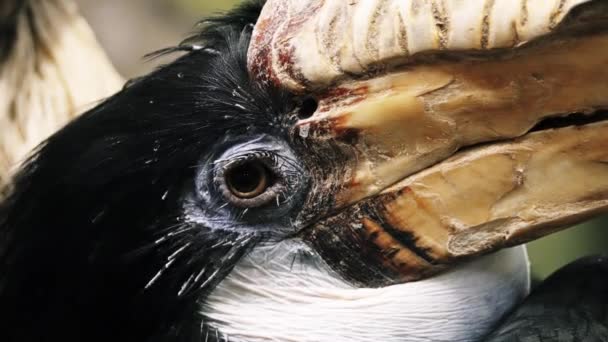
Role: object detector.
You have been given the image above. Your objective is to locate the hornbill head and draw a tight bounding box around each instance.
[0,0,607,342]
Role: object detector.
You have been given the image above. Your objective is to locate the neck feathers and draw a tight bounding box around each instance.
[204,241,530,342]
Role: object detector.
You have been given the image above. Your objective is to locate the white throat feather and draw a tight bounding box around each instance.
[203,241,530,342]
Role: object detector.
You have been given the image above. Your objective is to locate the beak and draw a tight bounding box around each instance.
[249,0,608,284]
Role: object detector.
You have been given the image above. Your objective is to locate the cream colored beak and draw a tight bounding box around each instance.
[249,0,608,283]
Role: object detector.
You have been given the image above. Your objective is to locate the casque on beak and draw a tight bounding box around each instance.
[248,0,608,285]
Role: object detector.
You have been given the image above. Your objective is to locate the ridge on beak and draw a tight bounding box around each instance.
[248,0,608,285]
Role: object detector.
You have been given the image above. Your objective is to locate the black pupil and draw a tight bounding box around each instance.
[227,162,266,194]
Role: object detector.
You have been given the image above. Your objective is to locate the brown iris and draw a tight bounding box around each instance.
[225,161,270,199]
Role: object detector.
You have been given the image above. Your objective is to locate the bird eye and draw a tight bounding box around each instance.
[205,139,307,214]
[225,161,271,199]
[215,156,284,209]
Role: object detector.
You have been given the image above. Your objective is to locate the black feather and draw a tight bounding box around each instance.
[486,256,608,342]
[145,0,266,61]
[0,1,292,341]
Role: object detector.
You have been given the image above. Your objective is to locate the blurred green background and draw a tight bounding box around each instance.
[76,0,608,280]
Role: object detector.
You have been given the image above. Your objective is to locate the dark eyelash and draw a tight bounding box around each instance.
[217,151,280,175]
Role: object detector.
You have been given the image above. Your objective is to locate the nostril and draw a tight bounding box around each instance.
[298,96,318,120]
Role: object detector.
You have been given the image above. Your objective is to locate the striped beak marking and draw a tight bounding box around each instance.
[248,0,608,285]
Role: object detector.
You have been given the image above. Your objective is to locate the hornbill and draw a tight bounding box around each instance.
[0,0,607,342]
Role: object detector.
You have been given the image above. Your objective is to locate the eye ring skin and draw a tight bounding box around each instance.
[188,135,310,237]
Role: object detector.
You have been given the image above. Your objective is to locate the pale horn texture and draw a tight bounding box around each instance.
[0,0,124,198]
[248,0,608,208]
[249,0,608,278]
[249,0,598,91]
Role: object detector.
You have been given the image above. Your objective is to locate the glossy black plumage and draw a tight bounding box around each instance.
[0,1,292,341]
[486,256,608,342]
